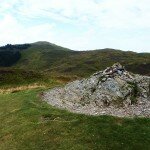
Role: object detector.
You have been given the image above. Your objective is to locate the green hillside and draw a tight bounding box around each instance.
[0,42,150,77]
[13,42,74,70]
[48,49,150,77]
[0,68,59,90]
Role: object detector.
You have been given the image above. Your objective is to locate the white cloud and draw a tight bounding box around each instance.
[0,0,150,52]
[0,14,55,45]
[11,0,149,29]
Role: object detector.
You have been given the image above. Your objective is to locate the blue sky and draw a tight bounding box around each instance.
[0,0,150,52]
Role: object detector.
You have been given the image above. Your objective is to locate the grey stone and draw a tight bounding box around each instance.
[43,63,150,117]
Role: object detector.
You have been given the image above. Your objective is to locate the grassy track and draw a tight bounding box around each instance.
[0,88,150,150]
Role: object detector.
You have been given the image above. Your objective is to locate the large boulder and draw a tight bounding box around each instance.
[43,63,150,117]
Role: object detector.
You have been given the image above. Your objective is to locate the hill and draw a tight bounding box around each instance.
[0,41,150,77]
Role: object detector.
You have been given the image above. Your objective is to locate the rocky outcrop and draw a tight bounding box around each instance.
[43,63,150,117]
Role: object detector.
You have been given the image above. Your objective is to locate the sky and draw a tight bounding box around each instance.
[0,0,150,52]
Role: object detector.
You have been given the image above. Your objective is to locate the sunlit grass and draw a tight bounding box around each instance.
[0,88,150,150]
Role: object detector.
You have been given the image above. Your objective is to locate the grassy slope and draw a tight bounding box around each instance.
[14,42,74,70]
[49,49,150,77]
[6,42,149,77]
[0,88,150,150]
[0,68,58,89]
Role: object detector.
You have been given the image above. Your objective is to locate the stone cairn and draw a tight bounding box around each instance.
[43,63,150,117]
[94,63,132,79]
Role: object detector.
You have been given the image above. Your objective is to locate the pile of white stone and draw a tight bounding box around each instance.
[43,63,150,117]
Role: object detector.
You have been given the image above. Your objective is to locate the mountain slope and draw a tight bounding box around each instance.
[0,44,30,67]
[14,41,74,70]
[48,49,150,76]
[0,42,150,77]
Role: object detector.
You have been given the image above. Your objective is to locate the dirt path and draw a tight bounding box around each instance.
[0,84,46,94]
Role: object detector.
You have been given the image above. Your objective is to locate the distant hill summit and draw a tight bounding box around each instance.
[31,41,71,51]
[43,63,150,117]
[0,41,150,76]
[32,41,52,45]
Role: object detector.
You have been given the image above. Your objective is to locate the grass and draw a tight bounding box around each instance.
[14,42,74,70]
[0,88,150,150]
[0,68,60,89]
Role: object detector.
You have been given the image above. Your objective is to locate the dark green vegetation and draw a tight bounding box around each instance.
[0,89,150,150]
[0,44,30,51]
[0,69,40,88]
[112,97,124,108]
[0,44,30,67]
[128,82,140,105]
[0,51,21,67]
[0,41,150,77]
[0,68,58,89]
